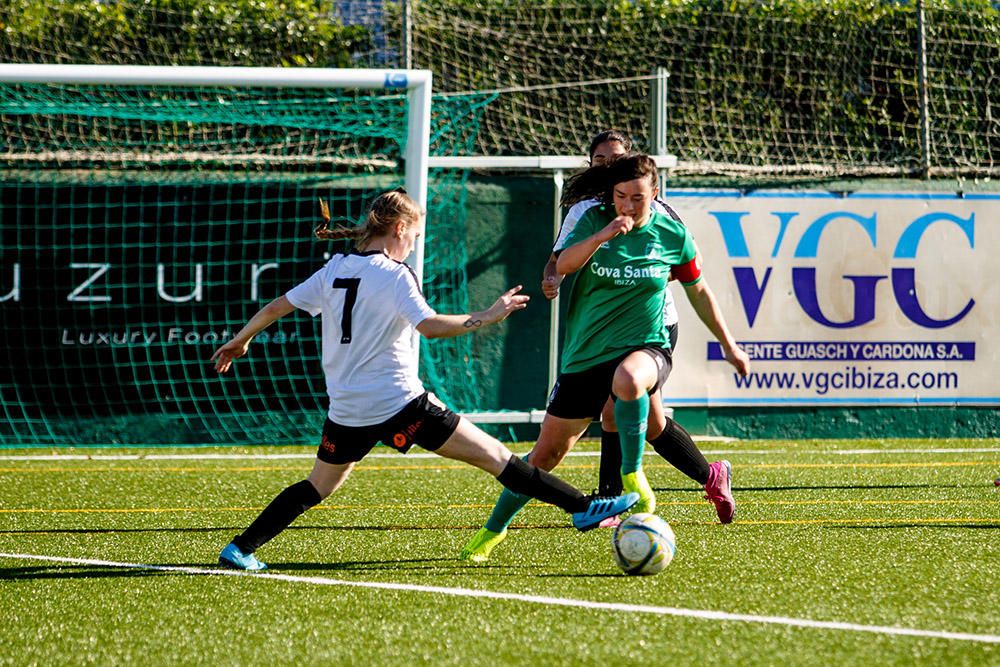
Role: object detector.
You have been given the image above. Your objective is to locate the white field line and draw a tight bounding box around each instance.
[1,552,997,645]
[0,447,997,462]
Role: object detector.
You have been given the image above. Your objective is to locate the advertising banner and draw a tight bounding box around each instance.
[0,181,328,438]
[661,191,1000,407]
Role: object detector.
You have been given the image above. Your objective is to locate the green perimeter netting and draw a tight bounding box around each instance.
[0,82,495,446]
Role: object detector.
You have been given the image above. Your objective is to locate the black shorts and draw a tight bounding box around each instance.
[667,322,679,350]
[316,392,460,464]
[547,346,673,420]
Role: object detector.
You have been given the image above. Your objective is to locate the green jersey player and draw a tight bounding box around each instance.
[545,130,706,520]
[461,154,750,563]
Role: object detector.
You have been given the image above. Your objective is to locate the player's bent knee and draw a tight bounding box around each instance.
[613,363,656,401]
[601,401,617,427]
[612,378,645,401]
[307,460,354,498]
[528,444,569,471]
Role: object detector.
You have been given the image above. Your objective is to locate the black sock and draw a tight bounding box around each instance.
[496,455,587,513]
[598,429,623,495]
[232,479,322,553]
[649,418,711,485]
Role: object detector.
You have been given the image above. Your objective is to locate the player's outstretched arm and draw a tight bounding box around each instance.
[211,295,297,373]
[682,280,750,376]
[417,285,529,339]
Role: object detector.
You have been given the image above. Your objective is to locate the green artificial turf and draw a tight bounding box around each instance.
[1,438,997,666]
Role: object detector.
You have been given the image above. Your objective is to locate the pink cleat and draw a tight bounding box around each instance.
[598,515,622,529]
[704,460,736,524]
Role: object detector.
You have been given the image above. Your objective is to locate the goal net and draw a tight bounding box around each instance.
[0,65,494,446]
[403,1,997,178]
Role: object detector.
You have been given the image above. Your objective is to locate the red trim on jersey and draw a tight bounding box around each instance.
[672,256,702,284]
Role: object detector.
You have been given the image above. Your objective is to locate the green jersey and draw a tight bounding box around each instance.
[560,206,700,373]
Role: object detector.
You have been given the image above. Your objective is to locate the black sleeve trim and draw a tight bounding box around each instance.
[400,261,425,296]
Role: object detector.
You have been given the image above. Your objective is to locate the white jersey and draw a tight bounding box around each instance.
[285,250,436,427]
[554,198,680,327]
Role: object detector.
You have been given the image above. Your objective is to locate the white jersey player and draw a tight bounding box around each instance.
[210,188,638,571]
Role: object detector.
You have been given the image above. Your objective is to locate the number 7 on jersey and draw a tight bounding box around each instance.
[332,278,360,343]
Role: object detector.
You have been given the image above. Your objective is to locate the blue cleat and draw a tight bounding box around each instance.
[218,542,268,571]
[572,492,640,532]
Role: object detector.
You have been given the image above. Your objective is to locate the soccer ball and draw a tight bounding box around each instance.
[611,513,676,576]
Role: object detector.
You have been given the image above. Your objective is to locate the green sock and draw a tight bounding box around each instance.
[615,393,649,474]
[485,487,530,533]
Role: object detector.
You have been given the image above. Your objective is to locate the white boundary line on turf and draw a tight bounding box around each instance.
[1,552,997,645]
[0,447,997,461]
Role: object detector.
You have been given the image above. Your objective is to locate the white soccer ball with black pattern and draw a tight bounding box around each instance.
[611,513,676,575]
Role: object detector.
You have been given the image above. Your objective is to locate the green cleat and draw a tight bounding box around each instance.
[459,527,507,563]
[621,469,656,514]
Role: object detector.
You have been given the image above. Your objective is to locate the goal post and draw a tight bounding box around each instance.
[0,64,501,446]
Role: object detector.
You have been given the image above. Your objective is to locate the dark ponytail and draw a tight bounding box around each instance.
[561,154,658,208]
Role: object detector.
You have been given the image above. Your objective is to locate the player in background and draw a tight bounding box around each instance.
[461,155,749,562]
[212,188,637,571]
[542,130,726,524]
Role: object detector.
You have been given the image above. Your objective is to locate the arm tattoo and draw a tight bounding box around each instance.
[463,317,483,329]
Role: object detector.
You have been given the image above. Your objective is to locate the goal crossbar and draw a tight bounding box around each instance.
[0,65,431,264]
